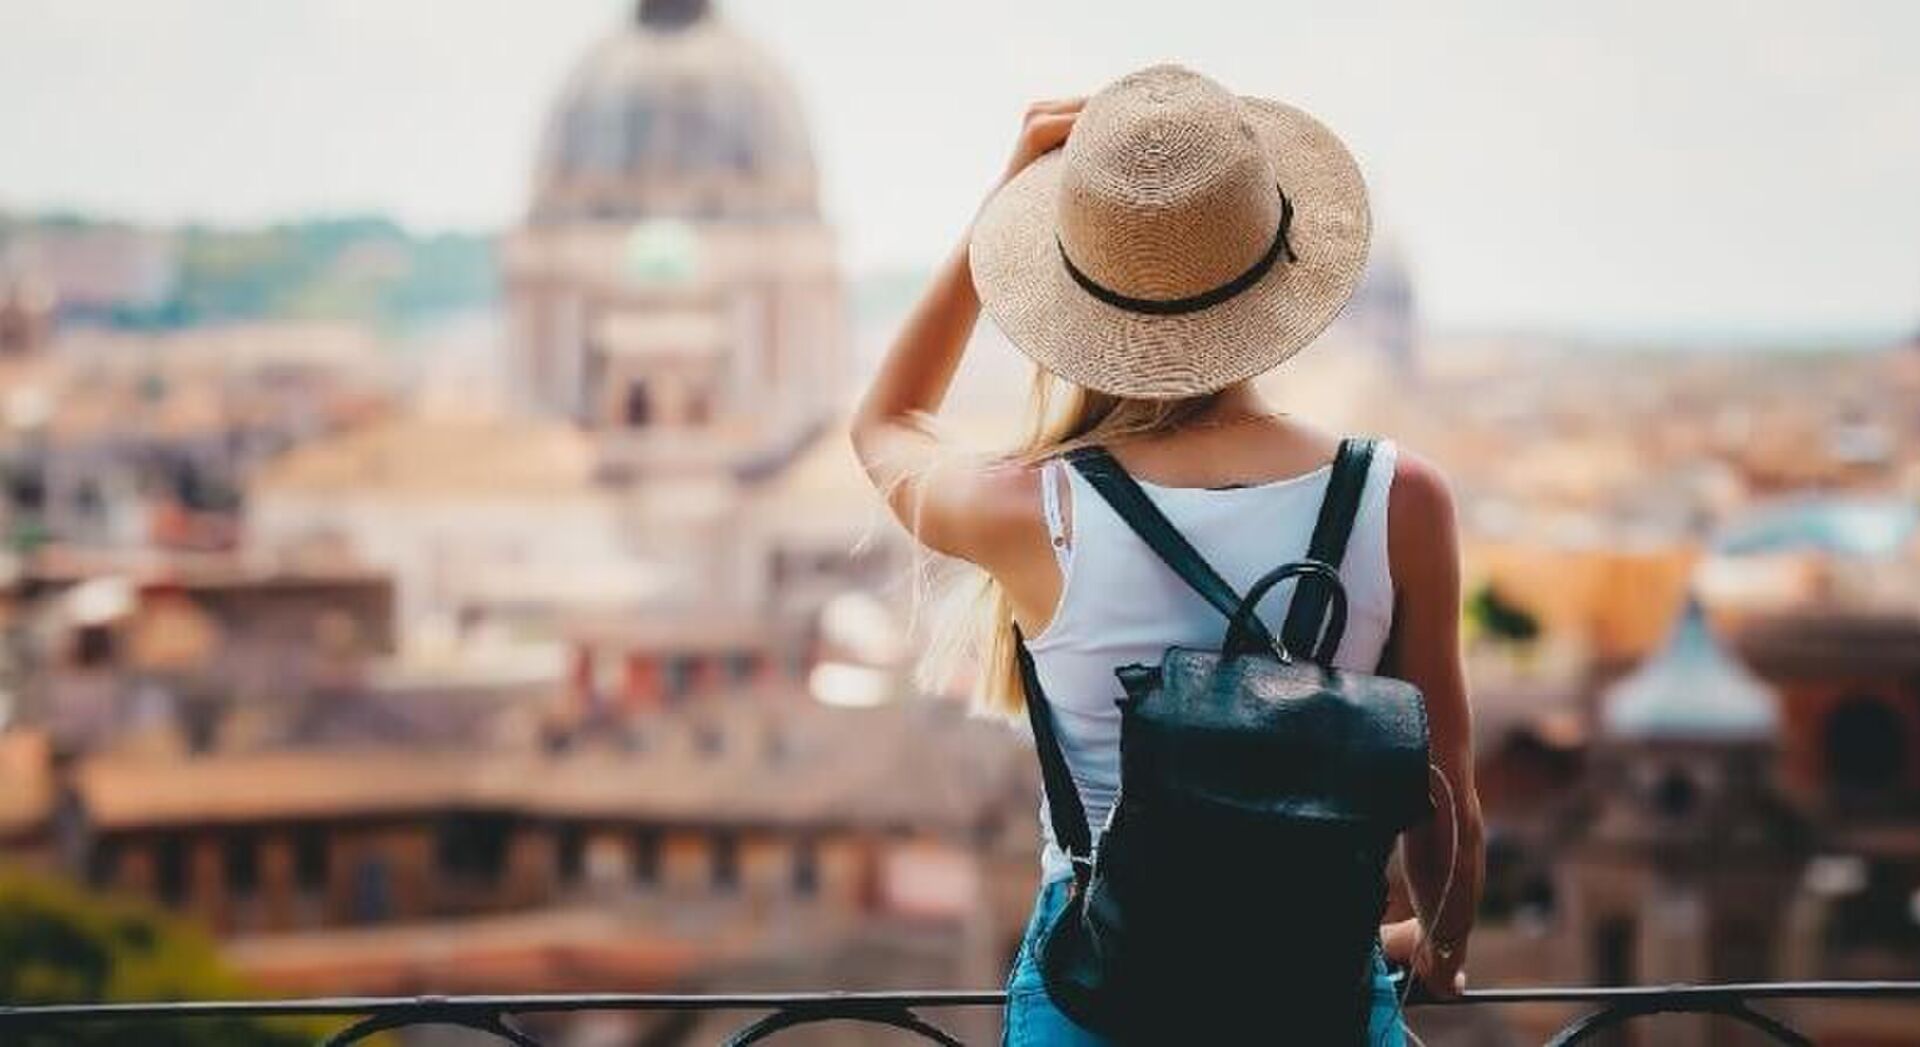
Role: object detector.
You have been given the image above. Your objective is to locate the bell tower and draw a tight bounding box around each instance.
[1559,599,1807,1046]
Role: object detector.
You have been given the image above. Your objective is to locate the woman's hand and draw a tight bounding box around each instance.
[1413,937,1466,998]
[1379,918,1420,966]
[1413,936,1469,1000]
[1381,918,1468,1000]
[852,96,1086,562]
[999,98,1085,186]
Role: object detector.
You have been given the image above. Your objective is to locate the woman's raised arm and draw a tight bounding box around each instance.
[850,100,1082,563]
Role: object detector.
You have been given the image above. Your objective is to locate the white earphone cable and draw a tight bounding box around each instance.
[1383,761,1459,1047]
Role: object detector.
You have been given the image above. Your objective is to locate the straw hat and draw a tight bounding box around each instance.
[970,64,1371,400]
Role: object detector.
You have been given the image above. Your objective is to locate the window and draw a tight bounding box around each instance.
[435,814,510,886]
[75,624,115,668]
[632,829,661,885]
[712,833,740,892]
[557,824,585,885]
[351,857,391,925]
[1826,696,1905,791]
[156,835,188,907]
[663,656,694,700]
[223,831,259,897]
[624,381,653,428]
[792,837,819,897]
[6,465,45,511]
[1651,768,1698,819]
[294,827,329,893]
[88,838,119,889]
[727,652,761,685]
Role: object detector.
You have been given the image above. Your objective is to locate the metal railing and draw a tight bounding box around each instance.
[4,982,1919,1046]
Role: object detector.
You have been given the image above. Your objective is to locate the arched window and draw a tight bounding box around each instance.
[1825,696,1905,791]
[624,380,653,428]
[1651,767,1699,819]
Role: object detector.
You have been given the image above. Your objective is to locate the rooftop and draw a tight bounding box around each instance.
[63,694,1022,834]
[1602,599,1778,742]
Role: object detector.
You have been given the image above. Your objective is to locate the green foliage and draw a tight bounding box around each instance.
[169,218,498,331]
[0,211,498,332]
[0,873,324,1046]
[1466,582,1541,645]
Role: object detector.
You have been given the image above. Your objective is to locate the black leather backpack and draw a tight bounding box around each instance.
[1014,437,1433,1045]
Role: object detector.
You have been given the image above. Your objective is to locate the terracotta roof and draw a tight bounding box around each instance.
[251,412,600,499]
[75,697,1025,834]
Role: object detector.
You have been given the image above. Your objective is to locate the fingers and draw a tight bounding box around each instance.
[1026,96,1088,118]
[996,98,1087,185]
[1022,112,1078,151]
[1422,967,1467,1000]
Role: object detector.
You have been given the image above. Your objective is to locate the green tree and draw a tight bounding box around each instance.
[0,873,324,1046]
[1466,582,1541,645]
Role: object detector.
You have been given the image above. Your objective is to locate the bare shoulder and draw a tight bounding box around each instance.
[1388,448,1456,525]
[965,456,1047,533]
[920,454,1049,567]
[1386,447,1460,582]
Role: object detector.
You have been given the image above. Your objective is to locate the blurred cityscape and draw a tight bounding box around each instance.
[2,2,1918,1045]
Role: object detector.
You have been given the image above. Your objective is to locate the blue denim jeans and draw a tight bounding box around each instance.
[1002,877,1408,1046]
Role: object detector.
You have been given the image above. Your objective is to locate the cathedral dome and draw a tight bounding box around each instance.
[531,0,819,224]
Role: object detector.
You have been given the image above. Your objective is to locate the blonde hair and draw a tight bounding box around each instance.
[916,369,1222,718]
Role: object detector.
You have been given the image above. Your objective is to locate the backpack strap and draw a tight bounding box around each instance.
[1280,437,1379,663]
[1013,626,1094,885]
[1017,440,1377,882]
[1065,446,1281,655]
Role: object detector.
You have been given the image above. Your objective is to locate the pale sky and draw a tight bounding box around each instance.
[2,0,1918,339]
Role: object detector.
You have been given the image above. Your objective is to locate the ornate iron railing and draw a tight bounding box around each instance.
[4,982,1919,1046]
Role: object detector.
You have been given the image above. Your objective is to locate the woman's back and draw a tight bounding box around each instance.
[849,67,1482,1039]
[1025,439,1399,880]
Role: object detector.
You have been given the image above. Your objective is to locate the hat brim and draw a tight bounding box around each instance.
[969,98,1372,400]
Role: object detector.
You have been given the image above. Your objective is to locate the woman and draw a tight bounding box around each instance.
[852,65,1483,1045]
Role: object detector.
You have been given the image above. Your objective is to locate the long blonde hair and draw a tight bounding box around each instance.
[916,369,1222,718]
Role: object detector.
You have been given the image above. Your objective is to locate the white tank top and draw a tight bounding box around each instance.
[1025,441,1399,882]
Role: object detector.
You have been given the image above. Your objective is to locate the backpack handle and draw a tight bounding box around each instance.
[1223,559,1349,663]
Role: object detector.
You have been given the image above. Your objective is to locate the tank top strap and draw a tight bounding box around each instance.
[1040,457,1072,573]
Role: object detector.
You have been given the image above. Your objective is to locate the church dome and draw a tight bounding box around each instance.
[1602,598,1778,742]
[531,0,819,225]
